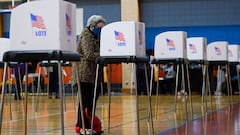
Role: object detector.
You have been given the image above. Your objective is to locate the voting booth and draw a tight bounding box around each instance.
[187,37,207,60]
[154,31,187,59]
[10,0,76,51]
[187,37,212,110]
[0,38,10,61]
[207,41,228,61]
[228,45,240,62]
[93,21,153,134]
[100,21,146,57]
[207,41,232,104]
[0,1,80,135]
[228,45,240,96]
[151,31,193,121]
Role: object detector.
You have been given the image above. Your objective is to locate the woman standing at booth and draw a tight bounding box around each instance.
[71,15,106,134]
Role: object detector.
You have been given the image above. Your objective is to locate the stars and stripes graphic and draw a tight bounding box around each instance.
[214,46,221,53]
[166,38,175,47]
[189,43,197,51]
[66,14,71,30]
[228,50,233,57]
[30,14,46,29]
[139,31,143,45]
[114,31,125,41]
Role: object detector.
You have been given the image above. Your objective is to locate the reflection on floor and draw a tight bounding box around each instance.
[0,94,239,135]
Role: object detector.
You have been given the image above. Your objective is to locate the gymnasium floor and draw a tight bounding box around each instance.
[0,94,239,135]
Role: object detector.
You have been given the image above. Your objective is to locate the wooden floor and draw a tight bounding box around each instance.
[0,93,239,135]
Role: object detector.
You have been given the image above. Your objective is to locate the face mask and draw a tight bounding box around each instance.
[92,27,102,38]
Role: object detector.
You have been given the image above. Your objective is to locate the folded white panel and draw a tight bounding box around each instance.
[228,44,240,62]
[207,41,228,61]
[10,0,76,52]
[100,21,145,57]
[154,31,187,59]
[187,37,207,60]
[0,38,10,61]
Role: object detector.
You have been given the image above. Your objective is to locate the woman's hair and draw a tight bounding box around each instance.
[87,15,106,27]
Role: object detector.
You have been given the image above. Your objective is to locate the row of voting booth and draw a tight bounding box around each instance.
[94,22,240,135]
[0,0,240,135]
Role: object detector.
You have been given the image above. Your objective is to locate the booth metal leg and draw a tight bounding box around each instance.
[12,69,19,101]
[58,62,64,135]
[228,64,233,103]
[35,67,42,112]
[155,65,160,118]
[201,65,206,104]
[17,66,25,110]
[174,65,180,112]
[107,65,112,134]
[100,82,104,97]
[76,64,86,135]
[226,65,230,104]
[7,67,13,121]
[134,63,140,135]
[11,67,21,100]
[149,64,157,118]
[149,65,154,97]
[130,64,135,95]
[24,63,28,135]
[181,64,188,121]
[92,64,112,135]
[226,64,233,104]
[47,67,50,97]
[201,65,208,113]
[91,64,100,135]
[201,65,207,113]
[237,65,240,98]
[62,67,67,112]
[185,64,193,118]
[144,64,154,135]
[204,65,208,112]
[0,62,8,134]
[18,66,23,97]
[206,65,213,111]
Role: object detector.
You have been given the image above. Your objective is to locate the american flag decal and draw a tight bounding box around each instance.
[189,43,197,51]
[214,47,221,53]
[166,38,175,47]
[228,50,233,57]
[30,14,46,29]
[66,14,71,30]
[114,31,125,41]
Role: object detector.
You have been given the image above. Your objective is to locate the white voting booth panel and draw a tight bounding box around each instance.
[207,41,228,61]
[187,37,207,60]
[154,31,187,59]
[10,0,76,52]
[228,44,240,62]
[0,38,10,61]
[100,21,146,57]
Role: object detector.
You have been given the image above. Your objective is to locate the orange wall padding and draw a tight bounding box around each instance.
[1,63,122,88]
[63,66,71,84]
[34,64,72,85]
[108,64,122,84]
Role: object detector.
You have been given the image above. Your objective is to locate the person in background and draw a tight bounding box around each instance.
[136,64,147,95]
[163,63,175,94]
[48,65,59,98]
[71,15,106,134]
[215,66,226,96]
